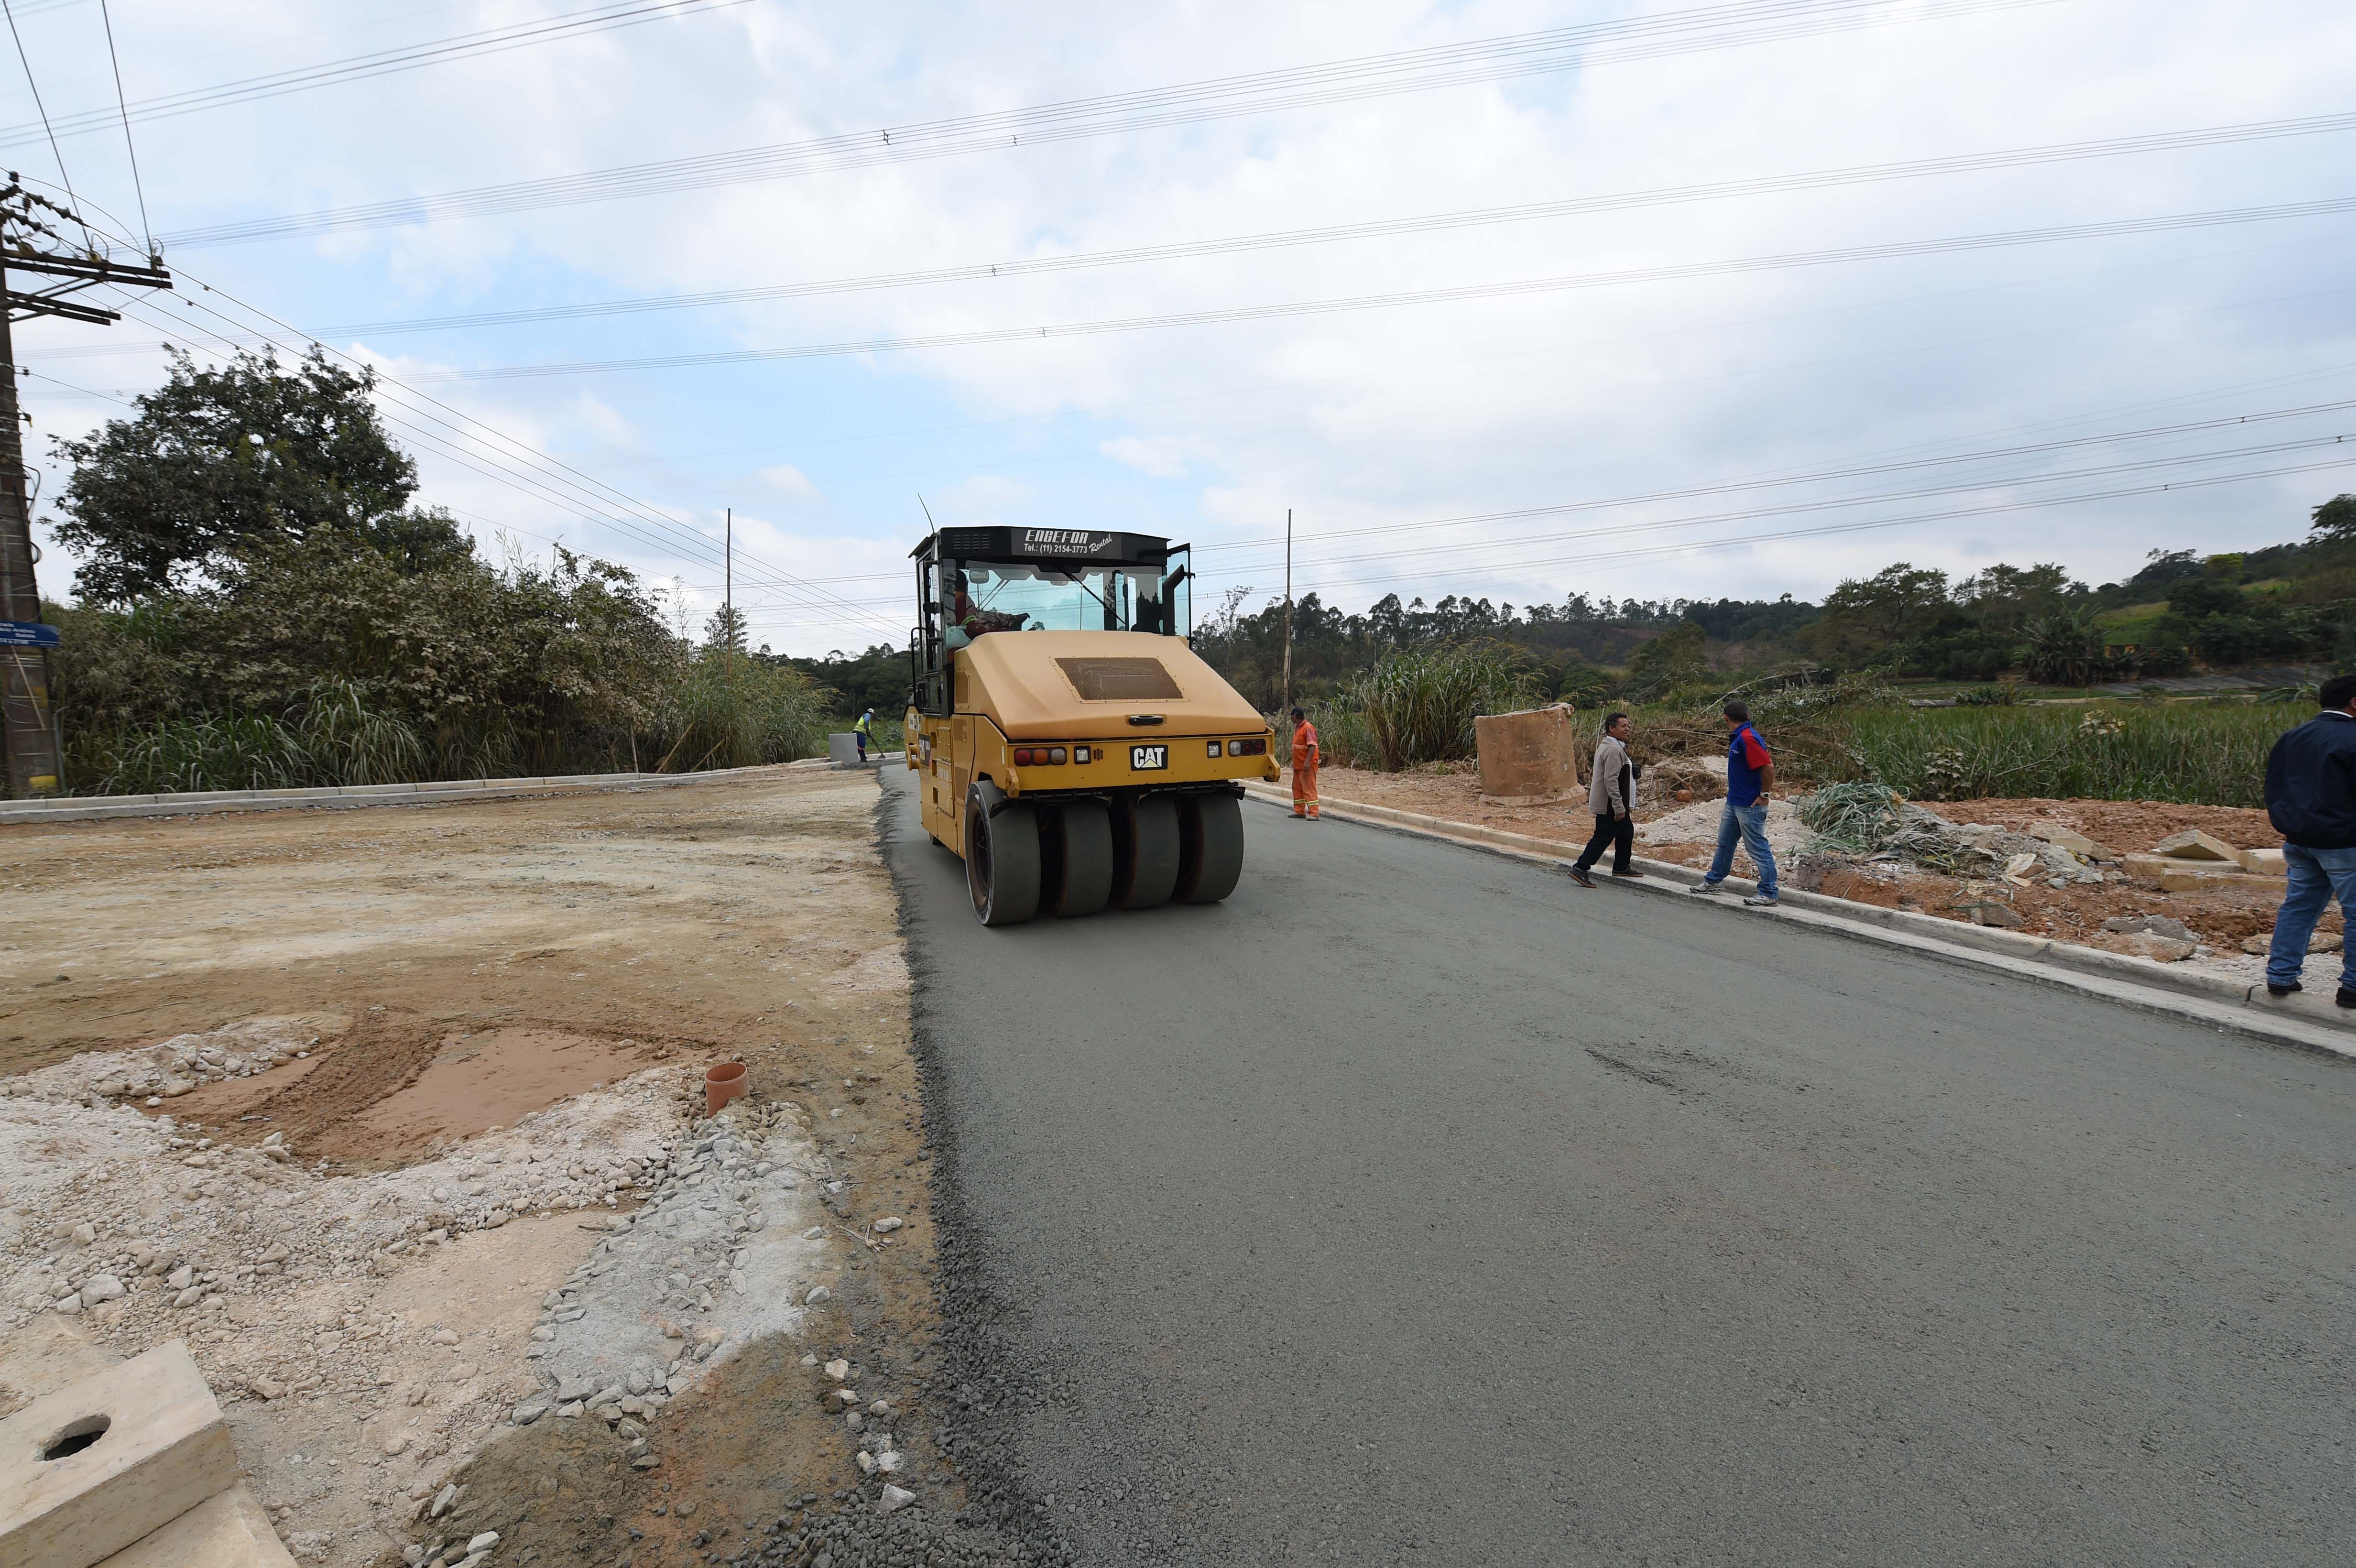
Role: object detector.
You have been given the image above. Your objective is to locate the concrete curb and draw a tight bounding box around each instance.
[1243,783,2356,1061]
[0,754,898,827]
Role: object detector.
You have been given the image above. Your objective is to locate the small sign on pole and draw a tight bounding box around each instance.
[0,621,60,648]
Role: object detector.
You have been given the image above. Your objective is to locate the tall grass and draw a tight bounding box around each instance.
[1311,643,1538,772]
[85,657,836,795]
[649,656,832,773]
[97,680,427,795]
[1845,702,2301,806]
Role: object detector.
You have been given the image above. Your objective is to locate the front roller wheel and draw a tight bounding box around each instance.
[1175,791,1245,904]
[965,783,1041,926]
[1111,795,1182,910]
[1042,799,1114,917]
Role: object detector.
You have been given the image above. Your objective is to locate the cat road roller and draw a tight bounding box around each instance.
[905,525,1280,926]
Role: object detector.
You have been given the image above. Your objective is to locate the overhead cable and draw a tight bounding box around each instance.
[94,283,906,638]
[160,0,2058,250]
[1271,451,2356,597]
[393,196,2356,382]
[62,109,2329,346]
[1192,397,2356,560]
[95,0,151,256]
[1,0,85,232]
[0,1,753,152]
[1258,430,2356,577]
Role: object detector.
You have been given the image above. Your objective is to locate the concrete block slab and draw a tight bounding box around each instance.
[0,1340,238,1568]
[94,1482,294,1568]
[2151,828,2239,861]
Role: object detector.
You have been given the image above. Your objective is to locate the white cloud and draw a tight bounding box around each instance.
[1098,436,1190,479]
[753,464,820,502]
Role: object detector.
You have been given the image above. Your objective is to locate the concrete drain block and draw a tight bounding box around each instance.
[0,1340,245,1568]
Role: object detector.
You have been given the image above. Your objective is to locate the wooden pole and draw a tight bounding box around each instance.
[0,274,61,796]
[1281,507,1292,721]
[724,507,733,682]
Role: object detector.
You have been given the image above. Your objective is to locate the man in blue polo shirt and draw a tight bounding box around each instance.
[2262,673,2356,1003]
[1688,699,1780,908]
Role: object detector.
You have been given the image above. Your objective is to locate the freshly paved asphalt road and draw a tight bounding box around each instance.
[882,771,2356,1566]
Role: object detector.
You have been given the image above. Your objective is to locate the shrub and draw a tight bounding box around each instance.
[1324,642,1538,772]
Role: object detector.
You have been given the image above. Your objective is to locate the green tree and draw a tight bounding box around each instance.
[49,347,470,602]
[1623,621,1707,698]
[1952,562,2074,632]
[2310,493,2356,543]
[1797,564,1949,665]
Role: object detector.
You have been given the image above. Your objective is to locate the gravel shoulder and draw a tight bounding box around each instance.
[0,772,956,1568]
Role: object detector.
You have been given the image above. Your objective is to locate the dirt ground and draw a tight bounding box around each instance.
[0,768,945,1568]
[1287,765,2319,960]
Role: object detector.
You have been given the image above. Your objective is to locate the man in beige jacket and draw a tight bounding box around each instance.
[1568,712,1645,888]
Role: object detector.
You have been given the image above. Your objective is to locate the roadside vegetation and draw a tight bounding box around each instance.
[1210,491,2353,807]
[38,348,833,795]
[1282,642,2304,807]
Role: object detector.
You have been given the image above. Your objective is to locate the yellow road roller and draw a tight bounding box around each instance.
[905,526,1280,926]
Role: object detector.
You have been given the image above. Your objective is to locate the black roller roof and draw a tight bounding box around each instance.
[911,526,1170,566]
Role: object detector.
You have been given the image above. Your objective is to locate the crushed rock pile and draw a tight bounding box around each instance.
[519,1098,829,1453]
[0,1017,321,1108]
[1636,796,1814,860]
[1641,789,2120,888]
[0,1041,843,1568]
[2,1071,683,1336]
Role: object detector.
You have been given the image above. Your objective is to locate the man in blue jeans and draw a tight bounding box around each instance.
[1688,699,1780,908]
[2262,673,2356,1003]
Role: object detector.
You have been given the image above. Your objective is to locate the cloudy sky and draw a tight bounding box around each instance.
[7,0,2355,653]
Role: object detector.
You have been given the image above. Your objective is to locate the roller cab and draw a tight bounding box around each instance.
[903,526,1279,926]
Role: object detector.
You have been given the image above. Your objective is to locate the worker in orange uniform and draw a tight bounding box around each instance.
[1289,704,1320,820]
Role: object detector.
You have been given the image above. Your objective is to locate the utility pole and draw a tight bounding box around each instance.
[724,506,733,683]
[1281,507,1292,719]
[0,179,171,796]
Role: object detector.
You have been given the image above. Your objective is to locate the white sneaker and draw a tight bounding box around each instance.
[1743,894,1780,908]
[1687,881,1723,895]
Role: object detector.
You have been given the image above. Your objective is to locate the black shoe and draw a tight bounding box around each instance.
[2338,987,2356,1010]
[1568,866,1596,888]
[2267,981,2302,998]
[1611,868,1646,879]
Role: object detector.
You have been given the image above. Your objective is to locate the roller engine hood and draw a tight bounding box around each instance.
[956,630,1262,740]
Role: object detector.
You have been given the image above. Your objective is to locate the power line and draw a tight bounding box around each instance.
[1,0,83,236]
[1195,399,2356,564]
[158,0,2058,250]
[394,195,2356,383]
[1262,430,2356,579]
[730,436,2356,616]
[33,109,2327,348]
[0,1,754,152]
[94,0,149,257]
[707,383,2356,609]
[1276,451,2356,598]
[97,282,905,640]
[90,279,906,640]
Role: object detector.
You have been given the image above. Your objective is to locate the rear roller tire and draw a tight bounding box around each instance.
[1175,791,1245,904]
[965,784,1041,927]
[1042,799,1114,917]
[1111,795,1182,910]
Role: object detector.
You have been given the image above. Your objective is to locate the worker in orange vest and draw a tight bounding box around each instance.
[1289,705,1320,821]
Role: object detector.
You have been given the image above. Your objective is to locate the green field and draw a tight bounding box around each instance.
[1841,701,2302,806]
